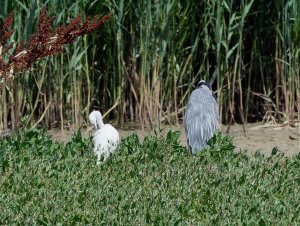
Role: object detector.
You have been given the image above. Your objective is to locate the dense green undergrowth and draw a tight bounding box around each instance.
[0,129,299,224]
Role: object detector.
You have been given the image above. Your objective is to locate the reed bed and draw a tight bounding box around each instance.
[0,0,299,130]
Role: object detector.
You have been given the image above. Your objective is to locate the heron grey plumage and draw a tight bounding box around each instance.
[184,80,219,154]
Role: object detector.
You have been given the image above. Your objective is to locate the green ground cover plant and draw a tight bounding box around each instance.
[0,129,299,224]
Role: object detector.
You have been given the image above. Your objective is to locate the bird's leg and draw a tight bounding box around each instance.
[103,152,110,163]
[96,153,102,165]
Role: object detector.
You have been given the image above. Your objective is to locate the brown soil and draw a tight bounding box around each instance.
[48,122,300,157]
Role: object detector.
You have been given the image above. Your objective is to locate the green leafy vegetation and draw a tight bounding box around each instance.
[1,129,299,224]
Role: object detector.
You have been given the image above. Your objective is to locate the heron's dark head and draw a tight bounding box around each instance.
[197,80,217,100]
[197,80,212,90]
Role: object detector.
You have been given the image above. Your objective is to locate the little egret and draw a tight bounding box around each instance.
[89,110,119,164]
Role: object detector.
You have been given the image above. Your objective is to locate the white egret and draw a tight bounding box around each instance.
[89,110,120,164]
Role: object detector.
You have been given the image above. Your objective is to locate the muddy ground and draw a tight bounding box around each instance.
[48,123,300,157]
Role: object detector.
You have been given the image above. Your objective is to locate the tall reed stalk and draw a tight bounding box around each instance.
[0,0,299,130]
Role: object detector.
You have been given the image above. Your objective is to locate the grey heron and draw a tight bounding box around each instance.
[184,80,220,154]
[89,110,120,164]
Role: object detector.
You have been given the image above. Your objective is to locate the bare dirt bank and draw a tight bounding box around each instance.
[47,122,299,157]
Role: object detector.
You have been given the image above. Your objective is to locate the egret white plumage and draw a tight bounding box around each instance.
[184,80,219,154]
[89,110,119,164]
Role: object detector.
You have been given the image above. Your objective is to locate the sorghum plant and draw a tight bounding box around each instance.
[0,6,111,90]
